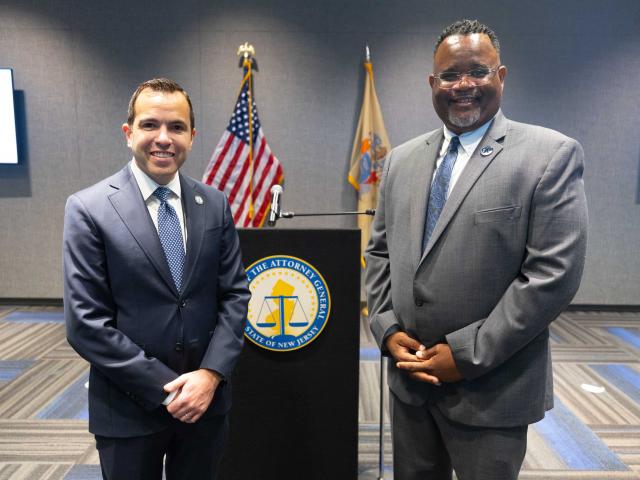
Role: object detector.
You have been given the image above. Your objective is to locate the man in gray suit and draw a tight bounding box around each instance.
[365,19,588,480]
[63,78,250,479]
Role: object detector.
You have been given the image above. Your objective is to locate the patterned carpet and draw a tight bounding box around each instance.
[0,306,638,479]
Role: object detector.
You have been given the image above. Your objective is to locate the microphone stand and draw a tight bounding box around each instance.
[277,209,375,219]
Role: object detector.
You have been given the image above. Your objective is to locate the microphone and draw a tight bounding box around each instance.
[267,185,283,227]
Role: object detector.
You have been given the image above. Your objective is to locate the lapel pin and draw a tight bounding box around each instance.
[480,146,493,156]
[195,195,204,205]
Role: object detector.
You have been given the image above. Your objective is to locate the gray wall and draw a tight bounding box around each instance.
[0,0,638,304]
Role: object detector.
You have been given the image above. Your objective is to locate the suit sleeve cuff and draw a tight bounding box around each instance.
[380,325,402,356]
[445,318,484,380]
[369,309,400,348]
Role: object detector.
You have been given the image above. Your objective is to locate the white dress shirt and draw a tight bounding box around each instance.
[129,159,188,250]
[434,117,494,198]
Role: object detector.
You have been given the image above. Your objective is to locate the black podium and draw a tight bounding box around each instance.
[218,229,360,480]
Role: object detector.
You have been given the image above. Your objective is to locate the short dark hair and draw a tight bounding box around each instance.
[127,78,195,129]
[434,19,500,55]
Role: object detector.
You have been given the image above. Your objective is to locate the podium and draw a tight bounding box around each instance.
[218,229,360,480]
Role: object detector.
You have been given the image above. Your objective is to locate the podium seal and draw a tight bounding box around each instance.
[244,255,331,352]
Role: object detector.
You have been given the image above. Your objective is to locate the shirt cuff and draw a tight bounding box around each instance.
[162,390,178,406]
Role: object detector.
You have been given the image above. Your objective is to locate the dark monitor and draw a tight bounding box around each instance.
[0,68,18,164]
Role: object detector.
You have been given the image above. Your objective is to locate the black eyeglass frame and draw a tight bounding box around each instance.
[432,65,502,89]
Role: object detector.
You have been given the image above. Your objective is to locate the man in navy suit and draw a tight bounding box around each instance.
[63,78,250,479]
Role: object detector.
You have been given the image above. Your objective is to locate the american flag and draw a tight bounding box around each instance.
[203,66,283,227]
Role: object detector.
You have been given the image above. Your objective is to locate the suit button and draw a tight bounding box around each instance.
[179,300,187,308]
[175,342,183,352]
[415,299,424,307]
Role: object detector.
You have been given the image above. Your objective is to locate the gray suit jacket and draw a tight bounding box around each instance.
[365,111,587,427]
[63,165,250,437]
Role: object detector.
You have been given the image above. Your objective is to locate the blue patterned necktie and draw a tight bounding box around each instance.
[422,136,460,252]
[153,187,185,292]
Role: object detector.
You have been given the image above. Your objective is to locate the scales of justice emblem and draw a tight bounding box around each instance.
[244,255,331,352]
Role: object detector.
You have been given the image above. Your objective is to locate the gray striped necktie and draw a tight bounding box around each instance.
[422,136,460,251]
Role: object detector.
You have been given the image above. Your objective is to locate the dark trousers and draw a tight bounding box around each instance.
[96,414,228,480]
[390,391,528,480]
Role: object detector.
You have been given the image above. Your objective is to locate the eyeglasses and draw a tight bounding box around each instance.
[433,66,501,89]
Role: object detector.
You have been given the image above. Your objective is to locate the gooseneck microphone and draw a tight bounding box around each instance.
[267,184,283,226]
[265,184,375,226]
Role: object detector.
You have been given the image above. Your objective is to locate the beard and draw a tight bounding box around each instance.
[448,106,481,129]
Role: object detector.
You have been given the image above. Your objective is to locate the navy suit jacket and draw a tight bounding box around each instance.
[63,165,250,437]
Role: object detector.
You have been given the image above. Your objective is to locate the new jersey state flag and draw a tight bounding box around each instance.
[348,60,390,255]
[203,62,283,227]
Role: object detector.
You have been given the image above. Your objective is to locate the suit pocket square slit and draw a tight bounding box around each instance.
[474,205,522,224]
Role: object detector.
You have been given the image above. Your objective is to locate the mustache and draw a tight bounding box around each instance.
[449,92,480,100]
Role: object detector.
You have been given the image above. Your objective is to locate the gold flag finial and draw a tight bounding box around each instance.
[236,42,257,219]
[237,43,258,70]
[237,42,255,59]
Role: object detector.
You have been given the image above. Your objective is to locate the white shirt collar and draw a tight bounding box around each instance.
[442,116,494,156]
[129,159,182,202]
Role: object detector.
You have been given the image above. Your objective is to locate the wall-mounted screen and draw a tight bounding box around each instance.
[0,68,18,164]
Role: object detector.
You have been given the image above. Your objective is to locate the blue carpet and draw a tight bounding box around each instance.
[533,396,628,470]
[64,465,102,480]
[0,360,34,384]
[590,364,640,405]
[360,347,381,361]
[3,311,64,323]
[549,329,564,344]
[64,465,168,480]
[359,465,393,479]
[606,327,640,350]
[36,372,89,420]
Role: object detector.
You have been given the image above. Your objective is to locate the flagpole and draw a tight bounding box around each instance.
[238,43,256,221]
[364,42,386,480]
[204,44,281,228]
